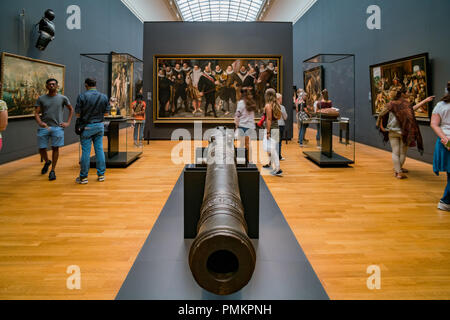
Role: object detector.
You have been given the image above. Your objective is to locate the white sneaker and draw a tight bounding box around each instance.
[270,169,283,177]
[437,201,450,211]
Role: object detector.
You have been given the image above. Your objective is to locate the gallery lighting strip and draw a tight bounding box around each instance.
[174,0,265,22]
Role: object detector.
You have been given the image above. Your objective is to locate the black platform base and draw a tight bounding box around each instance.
[90,151,142,168]
[184,164,260,239]
[116,173,328,300]
[304,151,354,167]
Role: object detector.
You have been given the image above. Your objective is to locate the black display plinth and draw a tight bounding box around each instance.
[184,164,260,239]
[89,117,142,168]
[107,120,121,158]
[116,174,328,300]
[90,151,141,168]
[320,118,335,158]
[304,118,353,167]
[303,151,354,166]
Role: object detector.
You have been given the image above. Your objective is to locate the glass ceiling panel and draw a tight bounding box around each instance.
[175,0,264,22]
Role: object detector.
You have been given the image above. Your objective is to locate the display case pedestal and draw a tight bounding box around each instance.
[302,54,356,167]
[89,117,143,168]
[304,118,354,167]
[90,152,142,168]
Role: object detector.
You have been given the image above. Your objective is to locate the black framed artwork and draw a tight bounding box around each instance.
[303,66,323,109]
[153,55,282,124]
[1,52,65,119]
[370,53,431,121]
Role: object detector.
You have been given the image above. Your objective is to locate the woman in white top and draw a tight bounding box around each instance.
[235,88,257,152]
[431,81,450,211]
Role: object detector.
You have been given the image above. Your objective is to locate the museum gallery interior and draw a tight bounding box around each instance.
[0,0,449,301]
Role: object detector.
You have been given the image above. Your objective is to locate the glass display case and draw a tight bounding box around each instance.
[301,54,355,166]
[79,53,144,167]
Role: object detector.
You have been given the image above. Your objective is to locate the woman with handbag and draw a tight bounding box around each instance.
[263,88,283,176]
[377,88,434,179]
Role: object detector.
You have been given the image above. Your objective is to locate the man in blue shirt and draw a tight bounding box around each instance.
[75,78,110,184]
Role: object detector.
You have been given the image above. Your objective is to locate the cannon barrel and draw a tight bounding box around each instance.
[189,128,256,295]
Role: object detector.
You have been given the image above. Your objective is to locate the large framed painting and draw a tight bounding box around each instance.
[111,53,134,117]
[303,66,323,109]
[1,52,65,119]
[370,53,431,121]
[153,55,282,123]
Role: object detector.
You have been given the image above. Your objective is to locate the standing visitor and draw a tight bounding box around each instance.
[264,88,282,176]
[430,81,450,211]
[235,88,257,152]
[131,94,146,146]
[296,90,310,147]
[75,78,110,184]
[276,93,288,161]
[377,88,434,179]
[35,78,74,181]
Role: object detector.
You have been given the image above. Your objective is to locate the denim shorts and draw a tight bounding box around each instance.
[237,127,256,137]
[37,126,64,149]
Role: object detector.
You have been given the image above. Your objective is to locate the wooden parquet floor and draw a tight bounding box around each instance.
[0,127,449,300]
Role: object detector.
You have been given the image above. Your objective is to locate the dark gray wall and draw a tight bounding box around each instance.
[0,0,143,164]
[143,22,293,140]
[293,0,450,163]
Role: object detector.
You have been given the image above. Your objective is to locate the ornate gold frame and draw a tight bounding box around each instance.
[1,52,66,119]
[153,54,283,124]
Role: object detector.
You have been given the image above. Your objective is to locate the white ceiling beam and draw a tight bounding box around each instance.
[121,0,178,22]
[261,0,317,23]
[122,0,316,23]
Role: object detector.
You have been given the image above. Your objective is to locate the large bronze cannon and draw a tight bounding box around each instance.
[189,127,256,295]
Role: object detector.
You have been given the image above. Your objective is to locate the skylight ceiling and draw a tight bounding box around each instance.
[175,0,265,22]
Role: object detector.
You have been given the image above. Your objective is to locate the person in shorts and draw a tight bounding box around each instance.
[35,78,74,181]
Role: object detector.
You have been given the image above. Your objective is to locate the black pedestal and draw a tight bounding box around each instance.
[339,121,350,145]
[321,119,334,158]
[303,151,354,166]
[184,164,260,239]
[90,117,142,168]
[304,118,353,167]
[116,174,328,300]
[107,121,120,158]
[90,151,142,168]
